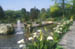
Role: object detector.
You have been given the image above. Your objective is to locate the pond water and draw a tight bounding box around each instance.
[0,29,25,49]
[0,20,25,49]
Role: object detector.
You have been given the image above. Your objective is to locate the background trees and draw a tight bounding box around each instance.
[0,6,5,20]
[0,0,75,23]
[40,8,47,21]
[30,7,40,21]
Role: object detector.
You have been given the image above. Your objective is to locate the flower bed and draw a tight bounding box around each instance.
[24,18,73,49]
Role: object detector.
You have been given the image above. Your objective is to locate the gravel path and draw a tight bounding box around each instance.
[59,22,75,49]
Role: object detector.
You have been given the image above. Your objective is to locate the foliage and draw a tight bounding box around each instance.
[50,4,63,17]
[0,6,5,20]
[40,8,47,21]
[24,17,73,49]
[56,45,63,49]
[30,7,40,21]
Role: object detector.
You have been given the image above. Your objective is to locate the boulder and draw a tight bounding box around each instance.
[0,24,15,34]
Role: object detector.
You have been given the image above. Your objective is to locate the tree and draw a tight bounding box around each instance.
[62,0,65,17]
[72,0,75,16]
[21,8,27,21]
[52,0,58,4]
[40,8,47,20]
[5,10,17,22]
[30,7,40,21]
[50,4,62,17]
[46,9,51,18]
[0,6,5,19]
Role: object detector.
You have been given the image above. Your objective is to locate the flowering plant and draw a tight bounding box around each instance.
[24,17,73,49]
[26,30,57,49]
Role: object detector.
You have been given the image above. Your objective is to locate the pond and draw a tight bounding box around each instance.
[0,26,25,49]
[0,20,25,49]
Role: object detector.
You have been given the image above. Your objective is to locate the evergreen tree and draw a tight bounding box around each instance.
[21,8,27,21]
[30,7,40,21]
[0,6,5,19]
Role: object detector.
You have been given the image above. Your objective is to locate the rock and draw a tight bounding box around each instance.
[0,24,14,34]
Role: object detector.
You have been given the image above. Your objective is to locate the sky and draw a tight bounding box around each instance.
[0,0,54,11]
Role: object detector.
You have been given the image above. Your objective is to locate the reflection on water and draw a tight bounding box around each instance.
[0,35,14,39]
[0,21,25,48]
[0,34,25,48]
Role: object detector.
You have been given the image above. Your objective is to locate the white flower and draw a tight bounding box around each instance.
[47,36,53,40]
[66,20,70,24]
[57,31,62,34]
[33,32,37,38]
[55,29,59,32]
[17,39,25,44]
[57,31,60,33]
[37,30,41,33]
[28,37,33,40]
[19,44,24,48]
[33,32,37,35]
[57,25,60,28]
[33,32,39,38]
[59,28,62,30]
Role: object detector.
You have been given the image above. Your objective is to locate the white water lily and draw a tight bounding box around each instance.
[28,37,33,40]
[47,36,53,40]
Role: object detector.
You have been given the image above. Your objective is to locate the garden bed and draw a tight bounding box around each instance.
[23,17,73,49]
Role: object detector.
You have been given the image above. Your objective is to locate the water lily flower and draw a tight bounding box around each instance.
[47,36,53,40]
